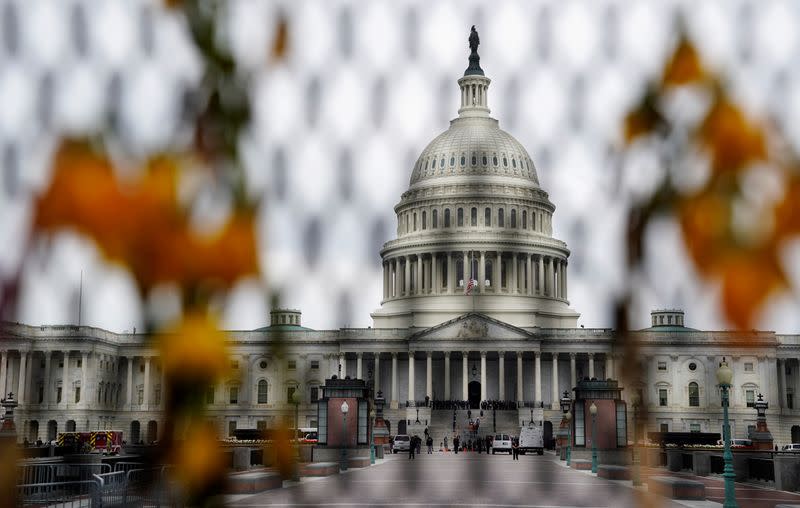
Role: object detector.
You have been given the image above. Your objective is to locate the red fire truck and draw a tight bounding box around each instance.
[57,430,123,454]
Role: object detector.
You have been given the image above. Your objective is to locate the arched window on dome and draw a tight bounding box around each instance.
[444,209,451,228]
[460,155,466,166]
[450,156,455,167]
[688,382,699,407]
[482,155,488,166]
[432,209,438,228]
[493,155,498,166]
[471,207,477,226]
[471,155,477,166]
[498,208,505,227]
[512,158,517,169]
[484,207,491,227]
[422,211,427,230]
[503,156,508,167]
[440,157,445,169]
[522,210,527,229]
[413,212,417,231]
[511,209,517,228]
[457,208,464,227]
[405,214,409,233]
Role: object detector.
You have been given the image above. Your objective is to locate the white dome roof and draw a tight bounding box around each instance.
[409,116,539,187]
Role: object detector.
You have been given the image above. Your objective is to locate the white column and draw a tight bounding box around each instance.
[25,352,34,405]
[62,351,71,407]
[538,256,544,295]
[534,353,542,404]
[447,252,454,293]
[43,351,52,405]
[0,350,7,399]
[462,352,469,400]
[404,256,410,295]
[551,353,559,409]
[516,352,523,403]
[570,353,577,390]
[778,358,787,408]
[588,353,595,379]
[416,255,422,294]
[527,255,533,295]
[126,356,133,408]
[431,253,438,294]
[391,352,398,408]
[143,356,151,409]
[498,351,505,400]
[444,352,451,400]
[356,353,363,380]
[408,351,415,404]
[547,257,554,296]
[463,251,469,285]
[563,260,568,299]
[426,352,432,400]
[511,253,518,293]
[605,354,612,380]
[554,260,560,298]
[393,259,400,297]
[374,353,381,395]
[339,353,346,378]
[478,251,485,292]
[480,351,487,402]
[17,352,27,405]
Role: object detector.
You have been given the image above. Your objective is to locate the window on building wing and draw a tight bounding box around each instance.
[689,382,699,407]
[229,386,239,404]
[659,389,668,407]
[258,380,268,404]
[746,390,755,408]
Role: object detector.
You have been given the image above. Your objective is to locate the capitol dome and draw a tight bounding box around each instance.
[371,27,579,330]
[409,117,540,188]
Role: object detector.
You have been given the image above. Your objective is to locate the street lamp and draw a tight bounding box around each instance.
[717,358,738,508]
[291,390,302,481]
[559,391,571,465]
[589,401,598,473]
[565,411,572,467]
[369,408,376,464]
[631,392,641,486]
[340,401,349,472]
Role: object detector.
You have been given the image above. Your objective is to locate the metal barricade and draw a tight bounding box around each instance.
[112,461,145,474]
[94,471,127,507]
[18,480,98,507]
[18,462,111,485]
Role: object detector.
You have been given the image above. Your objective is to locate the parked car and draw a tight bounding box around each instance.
[392,434,411,453]
[782,443,800,452]
[492,434,512,454]
[716,438,753,448]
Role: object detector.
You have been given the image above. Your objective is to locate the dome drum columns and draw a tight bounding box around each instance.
[380,250,568,302]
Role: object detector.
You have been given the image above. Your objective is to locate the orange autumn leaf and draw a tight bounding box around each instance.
[678,192,731,274]
[624,92,664,143]
[662,36,706,86]
[773,177,800,239]
[169,423,225,490]
[271,16,289,62]
[33,139,259,293]
[719,253,785,329]
[159,312,231,382]
[698,99,767,175]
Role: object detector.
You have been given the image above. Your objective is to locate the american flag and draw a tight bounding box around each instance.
[464,277,476,295]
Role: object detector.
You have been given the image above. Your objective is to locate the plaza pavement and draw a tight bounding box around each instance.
[226,451,688,507]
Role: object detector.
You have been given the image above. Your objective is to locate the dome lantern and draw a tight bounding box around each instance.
[458,26,491,118]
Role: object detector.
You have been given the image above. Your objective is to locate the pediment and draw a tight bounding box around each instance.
[410,313,533,341]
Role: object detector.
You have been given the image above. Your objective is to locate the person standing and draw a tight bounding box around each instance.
[512,438,519,460]
[426,434,433,454]
[444,435,448,451]
[485,435,492,454]
[409,436,416,460]
[454,434,460,454]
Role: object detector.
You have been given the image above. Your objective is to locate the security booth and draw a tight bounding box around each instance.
[314,376,371,463]
[570,378,630,465]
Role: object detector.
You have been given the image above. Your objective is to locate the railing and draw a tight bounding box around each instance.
[94,470,127,506]
[18,480,97,507]
[18,463,112,485]
[748,457,775,482]
[518,401,545,408]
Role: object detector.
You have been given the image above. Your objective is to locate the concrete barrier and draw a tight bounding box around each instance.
[347,456,371,468]
[666,449,683,472]
[227,472,283,494]
[570,459,592,471]
[692,452,710,477]
[597,465,630,480]
[774,455,800,493]
[301,462,339,477]
[647,476,705,500]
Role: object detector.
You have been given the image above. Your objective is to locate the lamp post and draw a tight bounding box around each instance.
[565,411,572,467]
[369,407,376,464]
[589,401,598,473]
[292,390,301,481]
[559,391,572,465]
[631,392,641,486]
[340,401,349,472]
[717,358,738,508]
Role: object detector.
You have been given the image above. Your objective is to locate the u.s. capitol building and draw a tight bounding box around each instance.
[2,31,799,447]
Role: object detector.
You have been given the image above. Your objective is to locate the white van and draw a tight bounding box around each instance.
[492,434,512,454]
[782,443,800,452]
[392,434,410,453]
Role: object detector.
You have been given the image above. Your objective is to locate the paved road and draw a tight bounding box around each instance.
[227,452,684,507]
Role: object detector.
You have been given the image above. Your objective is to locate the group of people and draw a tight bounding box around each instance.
[408,430,436,460]
[480,400,518,410]
[451,434,494,454]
